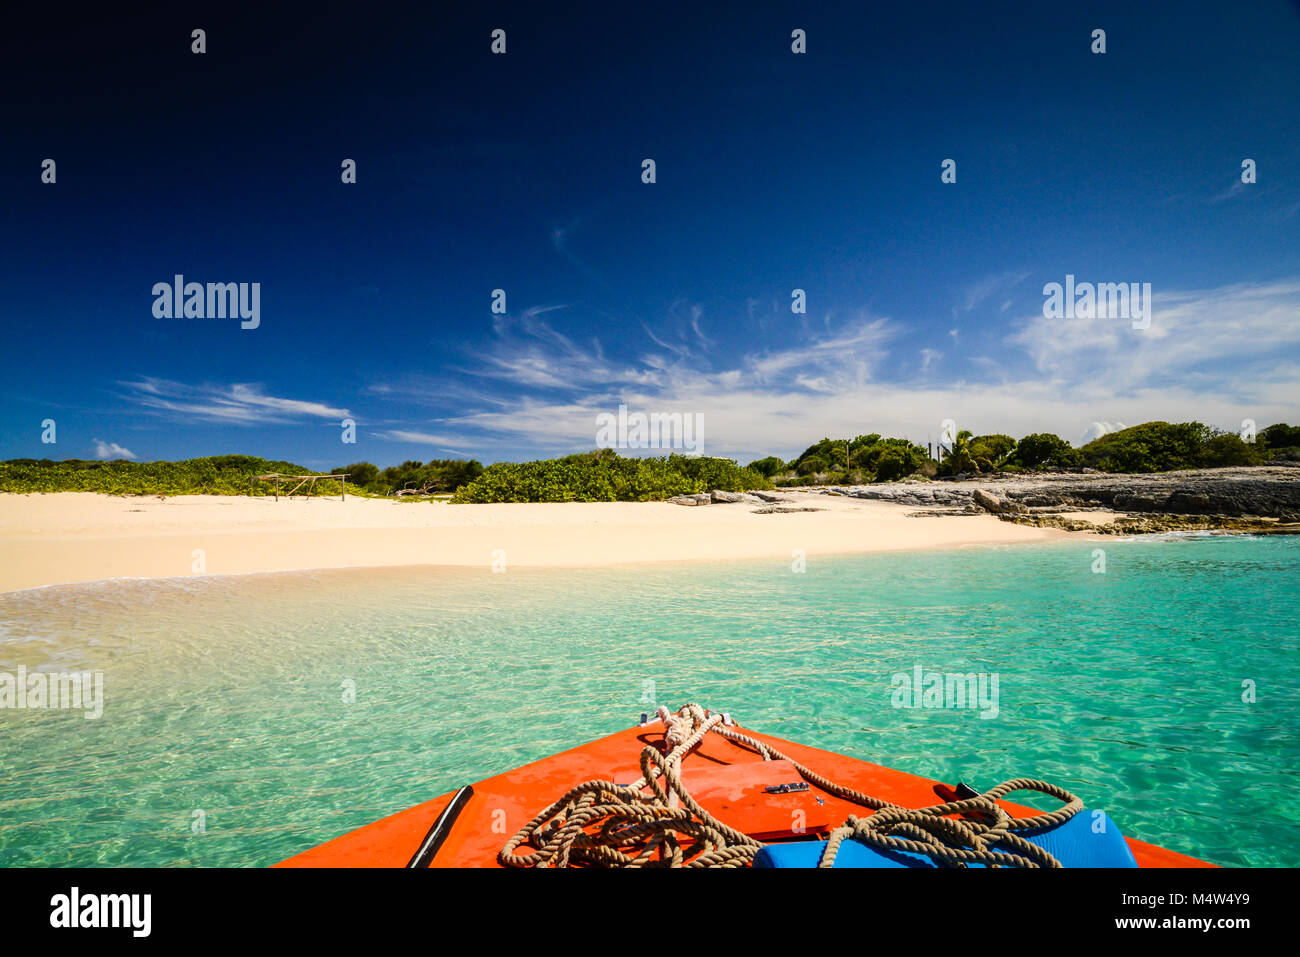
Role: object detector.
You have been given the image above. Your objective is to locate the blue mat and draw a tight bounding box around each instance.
[753,809,1138,868]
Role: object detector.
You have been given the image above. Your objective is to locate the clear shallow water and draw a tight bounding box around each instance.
[1,534,1297,867]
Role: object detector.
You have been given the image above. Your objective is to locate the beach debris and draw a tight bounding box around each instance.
[255,472,350,501]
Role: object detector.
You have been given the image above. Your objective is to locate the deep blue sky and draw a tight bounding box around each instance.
[2,1,1298,468]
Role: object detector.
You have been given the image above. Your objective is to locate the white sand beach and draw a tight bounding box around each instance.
[0,491,1109,593]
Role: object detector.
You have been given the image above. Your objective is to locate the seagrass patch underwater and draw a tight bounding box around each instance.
[0,533,1296,867]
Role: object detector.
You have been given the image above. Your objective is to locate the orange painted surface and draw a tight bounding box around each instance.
[276,721,1214,868]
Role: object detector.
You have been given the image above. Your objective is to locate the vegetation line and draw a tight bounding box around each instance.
[1,421,1295,503]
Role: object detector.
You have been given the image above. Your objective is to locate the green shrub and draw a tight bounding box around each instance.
[1200,433,1267,467]
[1260,423,1300,450]
[874,448,914,481]
[328,459,483,496]
[969,434,1016,466]
[449,451,770,503]
[1008,433,1081,470]
[746,456,786,478]
[0,456,357,497]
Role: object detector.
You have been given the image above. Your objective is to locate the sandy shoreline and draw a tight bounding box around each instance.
[0,491,1106,593]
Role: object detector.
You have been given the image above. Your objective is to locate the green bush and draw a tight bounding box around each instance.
[1078,422,1202,472]
[337,458,483,495]
[449,451,770,503]
[0,456,356,497]
[1008,433,1081,470]
[746,456,786,478]
[1074,421,1276,472]
[969,434,1016,466]
[1200,433,1267,467]
[788,434,927,482]
[1260,423,1300,450]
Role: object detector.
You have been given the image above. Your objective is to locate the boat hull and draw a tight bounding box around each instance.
[277,722,1212,868]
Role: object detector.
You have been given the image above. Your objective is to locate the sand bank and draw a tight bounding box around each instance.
[0,491,1098,593]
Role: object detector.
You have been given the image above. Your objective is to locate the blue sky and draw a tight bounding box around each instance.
[2,1,1298,468]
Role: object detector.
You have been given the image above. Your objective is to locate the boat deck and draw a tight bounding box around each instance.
[277,721,1212,868]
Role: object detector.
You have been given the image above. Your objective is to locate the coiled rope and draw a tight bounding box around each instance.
[498,703,1083,869]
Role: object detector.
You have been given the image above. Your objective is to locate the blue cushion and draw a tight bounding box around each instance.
[753,810,1138,868]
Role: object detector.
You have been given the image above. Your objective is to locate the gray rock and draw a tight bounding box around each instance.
[710,489,744,503]
[667,493,710,506]
[831,465,1300,518]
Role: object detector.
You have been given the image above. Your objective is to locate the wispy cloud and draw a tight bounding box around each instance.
[122,378,350,424]
[349,280,1300,463]
[1208,180,1248,204]
[962,270,1029,311]
[422,280,1300,459]
[1007,279,1300,395]
[371,430,470,455]
[551,219,611,289]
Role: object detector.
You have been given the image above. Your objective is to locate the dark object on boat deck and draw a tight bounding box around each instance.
[764,782,810,794]
[953,781,981,800]
[406,785,474,868]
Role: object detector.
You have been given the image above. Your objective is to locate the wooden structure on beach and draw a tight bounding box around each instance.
[254,472,349,501]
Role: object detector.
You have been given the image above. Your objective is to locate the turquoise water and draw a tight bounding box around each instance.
[1,534,1297,867]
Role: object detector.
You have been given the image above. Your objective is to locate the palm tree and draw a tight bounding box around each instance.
[940,430,993,475]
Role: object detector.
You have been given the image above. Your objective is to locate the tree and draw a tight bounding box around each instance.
[874,448,912,481]
[1199,433,1266,467]
[938,430,996,475]
[1260,423,1300,450]
[969,434,1016,467]
[336,462,380,486]
[746,456,786,478]
[1079,422,1210,472]
[1009,433,1080,470]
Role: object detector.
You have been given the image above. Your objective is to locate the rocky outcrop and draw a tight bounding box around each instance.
[1000,512,1300,536]
[825,465,1300,519]
[668,490,765,506]
[710,489,764,504]
[666,493,711,506]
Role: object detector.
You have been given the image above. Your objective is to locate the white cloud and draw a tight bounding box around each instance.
[1006,279,1300,397]
[372,430,470,455]
[122,378,350,424]
[364,280,1300,463]
[92,439,136,460]
[1083,421,1126,442]
[963,270,1029,311]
